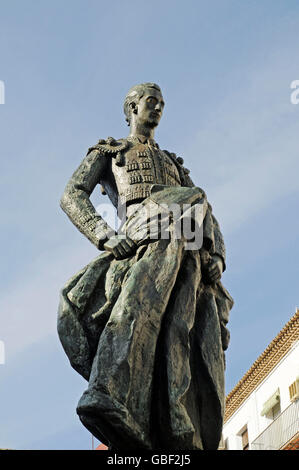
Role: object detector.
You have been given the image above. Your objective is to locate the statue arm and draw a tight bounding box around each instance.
[60,149,115,250]
[211,214,226,272]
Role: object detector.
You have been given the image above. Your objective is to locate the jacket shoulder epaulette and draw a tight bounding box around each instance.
[87,137,129,156]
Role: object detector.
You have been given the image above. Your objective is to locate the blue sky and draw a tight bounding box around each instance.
[0,0,299,449]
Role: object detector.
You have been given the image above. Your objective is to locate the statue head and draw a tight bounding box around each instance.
[123,83,164,130]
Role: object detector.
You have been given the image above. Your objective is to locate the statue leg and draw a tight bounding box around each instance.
[77,236,186,450]
[151,249,204,450]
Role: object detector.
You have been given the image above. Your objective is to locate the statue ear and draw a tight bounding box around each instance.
[130,102,138,114]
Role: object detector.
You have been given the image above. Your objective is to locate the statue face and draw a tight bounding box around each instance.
[135,88,165,129]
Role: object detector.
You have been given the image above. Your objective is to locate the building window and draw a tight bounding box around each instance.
[261,389,281,419]
[218,435,229,450]
[241,428,249,450]
[271,401,281,420]
[289,378,299,402]
[237,424,249,450]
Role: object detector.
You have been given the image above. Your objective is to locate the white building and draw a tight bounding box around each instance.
[221,308,299,450]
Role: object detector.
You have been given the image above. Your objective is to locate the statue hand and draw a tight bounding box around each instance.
[104,235,137,260]
[206,255,223,283]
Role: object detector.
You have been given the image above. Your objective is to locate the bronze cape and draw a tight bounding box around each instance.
[57,185,233,450]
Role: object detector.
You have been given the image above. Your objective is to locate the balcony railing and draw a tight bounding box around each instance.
[251,400,299,450]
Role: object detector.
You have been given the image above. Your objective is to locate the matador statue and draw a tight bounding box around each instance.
[57,82,233,450]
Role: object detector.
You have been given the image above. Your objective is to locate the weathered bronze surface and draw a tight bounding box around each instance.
[58,83,233,450]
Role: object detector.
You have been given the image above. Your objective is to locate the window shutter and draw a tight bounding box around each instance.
[289,378,299,402]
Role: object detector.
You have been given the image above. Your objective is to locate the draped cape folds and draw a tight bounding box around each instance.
[57,185,233,450]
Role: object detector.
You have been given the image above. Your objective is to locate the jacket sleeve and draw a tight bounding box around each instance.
[60,149,115,250]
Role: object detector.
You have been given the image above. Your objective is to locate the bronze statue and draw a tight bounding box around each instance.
[58,83,233,450]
